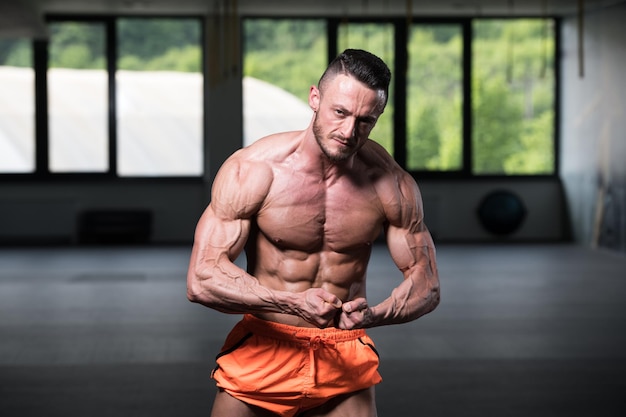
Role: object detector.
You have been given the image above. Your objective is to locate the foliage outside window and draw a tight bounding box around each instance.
[472,19,555,175]
[3,16,555,179]
[406,25,463,171]
[243,17,555,177]
[242,19,325,147]
[0,39,34,173]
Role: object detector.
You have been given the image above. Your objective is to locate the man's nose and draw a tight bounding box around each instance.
[339,118,356,139]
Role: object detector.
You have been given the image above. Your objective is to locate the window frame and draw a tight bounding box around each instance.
[0,14,206,182]
[243,14,560,180]
[1,13,559,181]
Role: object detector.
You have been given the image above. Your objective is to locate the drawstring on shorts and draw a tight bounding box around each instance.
[297,334,336,385]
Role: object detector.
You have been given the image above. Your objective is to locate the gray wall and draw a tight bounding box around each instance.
[560,2,626,253]
[419,179,566,243]
[0,182,207,244]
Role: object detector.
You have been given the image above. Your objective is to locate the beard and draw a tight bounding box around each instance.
[312,113,355,163]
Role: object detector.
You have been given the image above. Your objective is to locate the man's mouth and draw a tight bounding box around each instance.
[332,136,351,147]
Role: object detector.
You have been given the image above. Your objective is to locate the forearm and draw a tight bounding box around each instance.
[369,267,440,327]
[187,257,298,315]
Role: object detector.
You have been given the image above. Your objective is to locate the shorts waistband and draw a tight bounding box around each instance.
[242,314,366,342]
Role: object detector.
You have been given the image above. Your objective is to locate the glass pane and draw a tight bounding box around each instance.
[117,18,203,177]
[0,39,34,173]
[473,19,555,175]
[48,21,108,173]
[338,22,394,155]
[243,19,324,147]
[407,25,462,171]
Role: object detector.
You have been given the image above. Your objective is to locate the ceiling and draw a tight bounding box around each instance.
[1,0,624,38]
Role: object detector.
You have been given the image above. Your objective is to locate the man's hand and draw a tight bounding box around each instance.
[296,288,343,328]
[335,297,372,329]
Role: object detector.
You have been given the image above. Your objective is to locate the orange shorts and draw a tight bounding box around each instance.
[211,314,382,417]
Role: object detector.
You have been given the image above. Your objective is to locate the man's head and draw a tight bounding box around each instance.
[318,49,391,112]
[309,49,391,163]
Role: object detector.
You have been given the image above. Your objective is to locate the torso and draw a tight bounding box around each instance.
[240,132,398,326]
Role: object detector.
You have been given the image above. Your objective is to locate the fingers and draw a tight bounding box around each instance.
[302,288,343,328]
[309,288,342,310]
[322,293,343,309]
[342,297,367,313]
[301,290,371,329]
[337,298,371,330]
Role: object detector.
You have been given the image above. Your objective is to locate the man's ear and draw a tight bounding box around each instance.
[309,85,320,112]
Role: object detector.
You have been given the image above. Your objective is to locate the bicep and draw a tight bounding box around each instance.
[383,171,436,274]
[195,205,250,261]
[190,155,271,271]
[386,222,435,274]
[187,205,250,285]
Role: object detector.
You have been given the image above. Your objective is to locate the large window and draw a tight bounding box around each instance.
[406,24,463,171]
[0,39,34,173]
[116,18,203,176]
[48,21,108,173]
[242,19,324,147]
[0,16,203,178]
[3,15,555,179]
[242,17,556,177]
[472,19,555,175]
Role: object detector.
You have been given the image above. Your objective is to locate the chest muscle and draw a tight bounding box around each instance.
[257,173,383,252]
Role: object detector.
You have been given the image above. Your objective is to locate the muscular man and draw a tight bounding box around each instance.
[187,49,440,417]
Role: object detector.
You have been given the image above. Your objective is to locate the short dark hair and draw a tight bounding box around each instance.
[318,49,391,108]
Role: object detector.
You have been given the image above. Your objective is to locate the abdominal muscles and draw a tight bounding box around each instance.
[250,234,371,298]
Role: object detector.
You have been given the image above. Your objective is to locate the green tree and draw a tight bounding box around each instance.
[408,103,441,169]
[117,18,200,61]
[49,22,105,69]
[473,19,555,175]
[244,19,326,101]
[0,39,31,67]
[407,26,462,171]
[472,72,524,173]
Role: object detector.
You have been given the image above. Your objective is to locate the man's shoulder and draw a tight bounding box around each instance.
[218,132,302,189]
[358,140,420,203]
[358,139,405,177]
[239,131,301,163]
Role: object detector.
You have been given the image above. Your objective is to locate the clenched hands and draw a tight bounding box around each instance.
[336,297,372,329]
[297,288,372,330]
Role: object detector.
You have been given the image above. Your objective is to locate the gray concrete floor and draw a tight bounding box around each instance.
[1,243,625,416]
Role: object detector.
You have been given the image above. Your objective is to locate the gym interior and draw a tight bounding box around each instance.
[1,1,625,416]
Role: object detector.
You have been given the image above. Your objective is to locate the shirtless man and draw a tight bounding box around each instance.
[187,49,440,417]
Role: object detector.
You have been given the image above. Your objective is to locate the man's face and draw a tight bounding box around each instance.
[309,74,385,163]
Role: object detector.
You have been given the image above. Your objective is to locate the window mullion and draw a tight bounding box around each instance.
[107,18,117,176]
[462,19,472,176]
[34,39,49,176]
[394,19,407,168]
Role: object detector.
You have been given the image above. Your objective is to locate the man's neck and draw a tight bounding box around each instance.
[298,130,355,179]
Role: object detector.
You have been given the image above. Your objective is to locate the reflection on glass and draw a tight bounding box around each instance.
[338,22,394,155]
[242,19,324,147]
[473,19,555,175]
[48,21,108,173]
[116,18,203,177]
[0,38,34,173]
[407,25,462,171]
